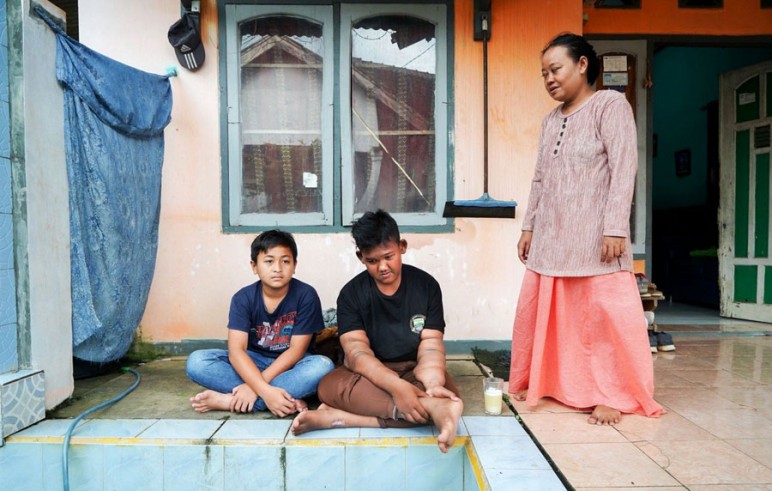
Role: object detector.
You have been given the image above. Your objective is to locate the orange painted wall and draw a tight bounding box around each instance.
[76,0,587,345]
[453,0,582,208]
[584,0,772,36]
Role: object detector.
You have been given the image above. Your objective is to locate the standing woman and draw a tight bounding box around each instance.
[509,33,664,424]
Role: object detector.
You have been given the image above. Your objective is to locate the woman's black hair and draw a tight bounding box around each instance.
[542,32,600,86]
[351,209,401,253]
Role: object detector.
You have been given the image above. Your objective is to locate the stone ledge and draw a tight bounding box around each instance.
[0,369,45,445]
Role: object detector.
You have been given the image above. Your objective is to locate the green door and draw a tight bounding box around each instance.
[719,61,772,322]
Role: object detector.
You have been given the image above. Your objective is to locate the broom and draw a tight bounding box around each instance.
[443,2,516,219]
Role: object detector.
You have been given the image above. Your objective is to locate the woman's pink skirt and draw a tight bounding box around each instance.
[509,270,664,417]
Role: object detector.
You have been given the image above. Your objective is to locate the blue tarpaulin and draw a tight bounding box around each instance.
[37,7,173,363]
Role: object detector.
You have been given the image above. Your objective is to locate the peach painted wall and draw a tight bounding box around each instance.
[77,0,581,344]
[584,0,772,36]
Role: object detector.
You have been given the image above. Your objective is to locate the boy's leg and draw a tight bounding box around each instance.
[268,354,335,408]
[316,366,399,423]
[400,367,464,453]
[290,366,387,435]
[187,348,273,412]
[295,364,463,453]
[186,349,246,393]
[316,364,461,427]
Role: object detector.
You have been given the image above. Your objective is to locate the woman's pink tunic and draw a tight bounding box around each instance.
[510,90,664,417]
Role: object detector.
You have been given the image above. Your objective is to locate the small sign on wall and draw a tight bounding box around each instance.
[602,72,629,86]
[675,148,692,177]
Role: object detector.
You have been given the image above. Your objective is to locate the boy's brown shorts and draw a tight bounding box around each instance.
[317,361,461,428]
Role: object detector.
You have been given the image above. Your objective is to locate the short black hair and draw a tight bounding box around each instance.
[350,209,401,252]
[250,230,298,262]
[543,32,600,86]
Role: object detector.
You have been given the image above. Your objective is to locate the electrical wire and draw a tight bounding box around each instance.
[62,367,141,491]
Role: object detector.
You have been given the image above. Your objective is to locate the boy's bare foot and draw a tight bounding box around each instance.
[421,396,464,453]
[291,403,378,435]
[294,398,309,413]
[588,405,621,425]
[511,390,527,402]
[190,390,233,413]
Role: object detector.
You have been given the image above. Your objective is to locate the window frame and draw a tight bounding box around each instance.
[224,4,335,227]
[340,4,449,226]
[220,1,454,232]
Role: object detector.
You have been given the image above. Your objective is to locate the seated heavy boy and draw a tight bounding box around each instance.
[291,210,463,453]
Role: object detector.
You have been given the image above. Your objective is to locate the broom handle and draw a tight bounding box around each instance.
[482,16,489,194]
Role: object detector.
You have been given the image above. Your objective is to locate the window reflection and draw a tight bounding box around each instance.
[239,17,324,214]
[350,16,437,213]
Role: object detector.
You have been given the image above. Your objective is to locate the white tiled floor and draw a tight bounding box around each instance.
[510,303,772,490]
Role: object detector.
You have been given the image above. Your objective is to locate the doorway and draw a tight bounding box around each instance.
[651,45,772,310]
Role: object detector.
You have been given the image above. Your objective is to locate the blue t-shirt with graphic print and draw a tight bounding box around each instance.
[228,278,324,357]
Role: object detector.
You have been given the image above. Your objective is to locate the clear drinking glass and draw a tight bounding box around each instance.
[483,377,504,415]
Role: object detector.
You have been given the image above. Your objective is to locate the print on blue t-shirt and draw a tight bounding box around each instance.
[228,278,324,358]
[255,311,296,352]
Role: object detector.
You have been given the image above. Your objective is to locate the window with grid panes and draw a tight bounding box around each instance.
[223,3,449,229]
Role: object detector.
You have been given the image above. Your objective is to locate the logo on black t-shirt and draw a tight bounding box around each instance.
[410,314,426,334]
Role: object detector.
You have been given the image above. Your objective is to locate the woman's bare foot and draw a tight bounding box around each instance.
[291,403,378,435]
[190,390,233,413]
[421,397,464,453]
[511,390,528,402]
[588,405,621,425]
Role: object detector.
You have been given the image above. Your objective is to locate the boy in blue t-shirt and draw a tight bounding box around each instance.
[186,230,334,416]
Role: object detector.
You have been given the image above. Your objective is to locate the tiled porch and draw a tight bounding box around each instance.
[1,302,771,490]
[0,355,565,491]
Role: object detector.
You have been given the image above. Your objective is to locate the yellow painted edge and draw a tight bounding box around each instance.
[284,437,362,447]
[5,436,287,446]
[465,439,490,491]
[8,434,471,449]
[210,439,285,446]
[284,436,470,447]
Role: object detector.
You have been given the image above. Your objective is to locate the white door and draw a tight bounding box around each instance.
[719,61,772,322]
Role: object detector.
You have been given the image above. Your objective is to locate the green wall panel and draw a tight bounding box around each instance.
[756,153,770,258]
[736,75,760,123]
[735,130,750,258]
[651,47,772,211]
[734,265,758,303]
[765,266,772,305]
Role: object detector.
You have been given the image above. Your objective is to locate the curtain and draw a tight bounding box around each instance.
[37,7,172,363]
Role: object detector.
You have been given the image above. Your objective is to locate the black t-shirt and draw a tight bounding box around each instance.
[336,264,445,362]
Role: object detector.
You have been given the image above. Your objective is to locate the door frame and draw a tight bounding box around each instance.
[588,39,651,265]
[718,60,772,321]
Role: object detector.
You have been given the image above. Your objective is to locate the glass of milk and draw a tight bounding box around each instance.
[483,377,504,415]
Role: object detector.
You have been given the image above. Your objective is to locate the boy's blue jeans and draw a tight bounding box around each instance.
[185,349,334,412]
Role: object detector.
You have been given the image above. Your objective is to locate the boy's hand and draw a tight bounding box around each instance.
[425,385,461,401]
[392,381,429,423]
[230,384,257,413]
[260,386,297,418]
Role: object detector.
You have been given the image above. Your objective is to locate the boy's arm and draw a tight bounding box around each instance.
[227,329,270,397]
[227,330,295,416]
[340,330,430,423]
[260,334,313,383]
[414,329,458,400]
